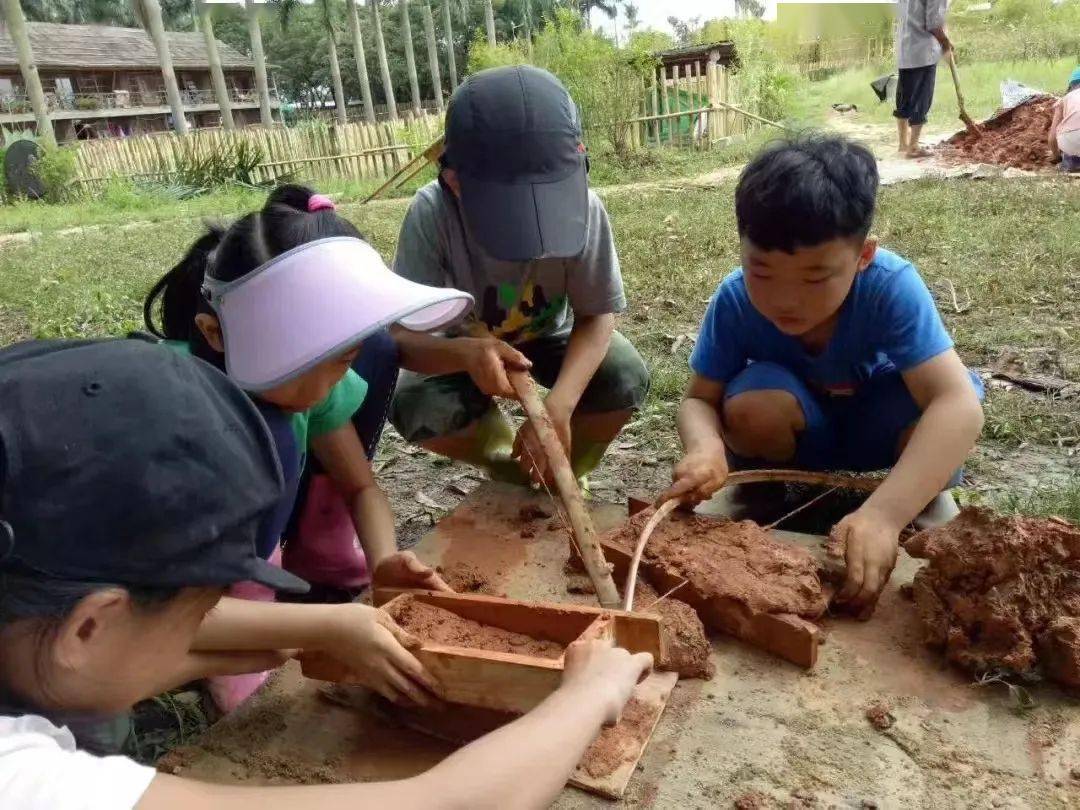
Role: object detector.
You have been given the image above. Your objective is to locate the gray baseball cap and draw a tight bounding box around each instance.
[443,65,589,262]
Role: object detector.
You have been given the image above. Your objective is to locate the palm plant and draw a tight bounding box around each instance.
[420,1,442,111]
[194,0,234,129]
[399,0,421,114]
[244,0,275,125]
[370,0,397,121]
[345,0,376,123]
[440,0,457,89]
[131,0,189,134]
[1,0,55,144]
[272,0,347,125]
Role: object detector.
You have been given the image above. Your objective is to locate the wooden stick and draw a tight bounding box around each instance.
[724,469,881,492]
[507,370,621,609]
[623,498,679,612]
[362,134,444,203]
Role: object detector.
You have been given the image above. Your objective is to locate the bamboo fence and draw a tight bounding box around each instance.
[71,112,444,189]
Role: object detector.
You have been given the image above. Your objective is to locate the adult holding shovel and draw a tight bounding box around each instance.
[894,0,953,159]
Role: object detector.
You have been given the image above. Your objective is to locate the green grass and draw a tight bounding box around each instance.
[1,170,1077,510]
[794,57,1076,135]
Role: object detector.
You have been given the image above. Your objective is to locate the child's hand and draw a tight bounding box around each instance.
[512,402,571,486]
[462,337,532,398]
[307,604,441,706]
[373,550,452,592]
[658,445,729,505]
[560,638,653,726]
[831,506,901,619]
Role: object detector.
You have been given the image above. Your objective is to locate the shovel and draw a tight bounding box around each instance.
[945,50,982,138]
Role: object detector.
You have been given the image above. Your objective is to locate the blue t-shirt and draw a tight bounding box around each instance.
[690,248,953,396]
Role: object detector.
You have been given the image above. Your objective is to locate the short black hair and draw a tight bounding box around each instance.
[735,134,879,253]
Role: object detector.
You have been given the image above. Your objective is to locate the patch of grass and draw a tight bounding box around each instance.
[1,172,1077,506]
[794,57,1075,136]
[996,483,1080,523]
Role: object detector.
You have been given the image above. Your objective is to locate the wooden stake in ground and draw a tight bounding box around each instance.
[946,50,982,138]
[507,370,621,609]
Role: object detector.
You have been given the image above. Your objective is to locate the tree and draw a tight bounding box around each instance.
[483,0,495,45]
[245,0,275,125]
[578,0,618,29]
[132,0,189,134]
[1,0,55,145]
[666,15,700,46]
[441,0,457,89]
[196,1,235,129]
[345,0,376,122]
[624,2,638,34]
[370,0,397,120]
[420,1,443,111]
[273,0,347,125]
[735,0,766,19]
[399,0,421,114]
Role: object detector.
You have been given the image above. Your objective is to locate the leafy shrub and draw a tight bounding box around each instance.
[32,145,80,203]
[171,138,266,191]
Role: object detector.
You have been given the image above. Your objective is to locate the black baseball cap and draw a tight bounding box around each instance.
[443,65,589,262]
[0,339,309,594]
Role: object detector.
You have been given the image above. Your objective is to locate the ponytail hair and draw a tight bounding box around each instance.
[143,185,364,353]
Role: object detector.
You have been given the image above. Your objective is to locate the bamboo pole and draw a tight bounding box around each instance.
[507,370,620,609]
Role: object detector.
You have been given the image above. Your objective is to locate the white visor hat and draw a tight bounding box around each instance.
[202,236,473,392]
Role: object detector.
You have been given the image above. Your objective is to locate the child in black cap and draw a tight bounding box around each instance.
[0,339,651,808]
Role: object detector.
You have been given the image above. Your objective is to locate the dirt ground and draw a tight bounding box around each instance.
[171,484,1080,809]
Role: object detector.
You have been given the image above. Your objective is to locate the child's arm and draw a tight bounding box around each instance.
[513,313,615,483]
[835,349,983,613]
[659,374,730,504]
[310,424,450,591]
[392,328,533,399]
[1049,100,1063,158]
[191,597,439,706]
[136,639,653,810]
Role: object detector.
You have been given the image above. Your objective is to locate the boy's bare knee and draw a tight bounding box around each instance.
[723,390,804,461]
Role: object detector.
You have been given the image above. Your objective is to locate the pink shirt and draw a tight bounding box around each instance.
[1059,88,1080,135]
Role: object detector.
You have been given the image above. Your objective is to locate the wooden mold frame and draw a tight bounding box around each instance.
[302,588,665,715]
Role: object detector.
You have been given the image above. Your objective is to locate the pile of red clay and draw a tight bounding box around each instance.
[944,96,1057,170]
[384,595,565,660]
[606,510,827,618]
[632,580,715,680]
[906,508,1080,688]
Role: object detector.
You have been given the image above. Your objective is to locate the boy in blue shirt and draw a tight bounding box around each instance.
[662,135,984,616]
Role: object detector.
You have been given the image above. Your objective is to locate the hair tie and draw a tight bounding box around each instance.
[308,194,335,213]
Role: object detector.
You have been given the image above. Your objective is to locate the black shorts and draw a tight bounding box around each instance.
[893,64,937,126]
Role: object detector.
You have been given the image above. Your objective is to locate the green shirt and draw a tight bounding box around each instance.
[162,341,367,454]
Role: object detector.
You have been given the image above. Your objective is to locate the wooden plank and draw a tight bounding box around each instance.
[568,671,679,799]
[659,66,670,145]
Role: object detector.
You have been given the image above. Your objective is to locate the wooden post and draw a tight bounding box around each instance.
[650,68,660,147]
[659,64,669,146]
[707,62,719,145]
[507,371,620,609]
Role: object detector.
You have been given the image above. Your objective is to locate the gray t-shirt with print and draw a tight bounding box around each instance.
[392,180,625,345]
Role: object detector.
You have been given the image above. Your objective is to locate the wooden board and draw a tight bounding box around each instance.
[569,671,679,799]
[323,671,680,801]
[304,589,663,715]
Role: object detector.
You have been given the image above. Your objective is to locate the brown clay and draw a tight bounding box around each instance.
[633,581,715,680]
[733,791,770,810]
[577,697,653,778]
[435,562,501,596]
[864,700,895,731]
[944,97,1057,170]
[384,595,565,659]
[602,510,827,618]
[906,508,1080,687]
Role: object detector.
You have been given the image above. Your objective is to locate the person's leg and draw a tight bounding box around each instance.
[894,68,913,154]
[721,362,833,470]
[905,65,936,158]
[526,331,651,480]
[389,369,525,481]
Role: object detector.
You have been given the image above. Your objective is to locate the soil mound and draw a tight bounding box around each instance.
[906,508,1080,687]
[385,595,565,659]
[944,96,1057,170]
[633,581,715,680]
[604,510,827,618]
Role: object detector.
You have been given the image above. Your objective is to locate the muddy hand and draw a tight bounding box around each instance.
[464,337,532,399]
[561,638,653,727]
[833,507,901,620]
[323,603,441,706]
[657,447,729,506]
[374,551,452,592]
